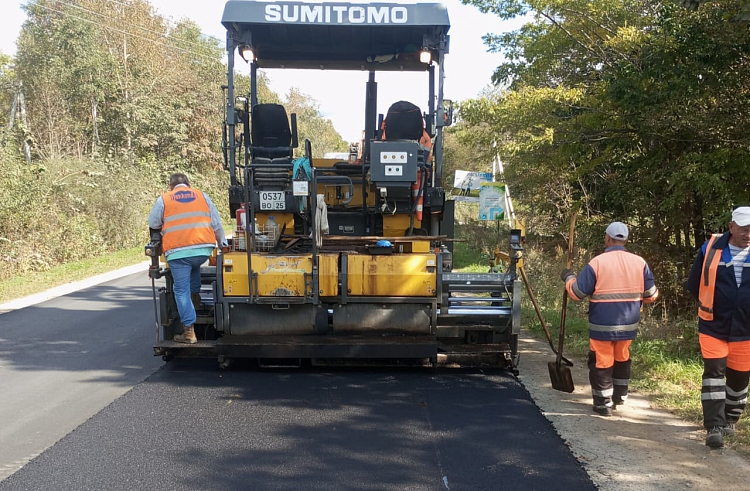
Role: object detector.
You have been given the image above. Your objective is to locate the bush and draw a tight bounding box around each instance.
[0,150,228,282]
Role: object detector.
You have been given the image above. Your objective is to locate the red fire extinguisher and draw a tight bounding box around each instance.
[412,170,423,222]
[235,203,246,230]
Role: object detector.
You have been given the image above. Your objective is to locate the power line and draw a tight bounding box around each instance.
[53,0,218,56]
[96,0,192,31]
[98,0,218,38]
[34,2,219,62]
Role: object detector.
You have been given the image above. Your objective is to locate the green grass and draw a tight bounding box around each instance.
[631,340,703,420]
[452,241,487,270]
[0,247,145,303]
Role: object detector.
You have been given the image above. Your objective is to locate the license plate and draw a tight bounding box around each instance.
[259,191,285,210]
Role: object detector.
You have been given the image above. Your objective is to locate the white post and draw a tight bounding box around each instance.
[7,90,18,132]
[505,184,516,229]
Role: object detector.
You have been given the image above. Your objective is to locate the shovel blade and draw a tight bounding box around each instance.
[548,361,575,393]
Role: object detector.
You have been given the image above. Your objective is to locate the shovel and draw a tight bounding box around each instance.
[520,266,573,367]
[548,212,577,393]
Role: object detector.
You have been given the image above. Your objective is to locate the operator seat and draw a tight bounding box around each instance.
[251,103,294,160]
[381,101,425,141]
[381,100,432,160]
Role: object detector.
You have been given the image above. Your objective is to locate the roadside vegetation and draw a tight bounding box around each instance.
[0,246,143,304]
[0,0,345,292]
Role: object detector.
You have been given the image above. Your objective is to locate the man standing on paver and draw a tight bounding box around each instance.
[562,222,659,416]
[687,206,750,448]
[148,173,227,344]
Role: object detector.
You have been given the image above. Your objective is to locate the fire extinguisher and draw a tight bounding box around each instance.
[412,170,423,222]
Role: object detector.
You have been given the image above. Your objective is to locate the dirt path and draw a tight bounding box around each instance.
[518,332,750,490]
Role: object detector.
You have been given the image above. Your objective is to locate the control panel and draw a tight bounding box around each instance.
[370,141,419,186]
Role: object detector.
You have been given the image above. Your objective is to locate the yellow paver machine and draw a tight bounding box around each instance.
[150,1,523,370]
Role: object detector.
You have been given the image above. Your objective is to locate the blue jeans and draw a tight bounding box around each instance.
[167,255,208,327]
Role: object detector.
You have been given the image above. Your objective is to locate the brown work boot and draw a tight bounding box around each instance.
[173,324,197,344]
[191,292,202,311]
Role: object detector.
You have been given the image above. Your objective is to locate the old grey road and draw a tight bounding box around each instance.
[0,272,595,490]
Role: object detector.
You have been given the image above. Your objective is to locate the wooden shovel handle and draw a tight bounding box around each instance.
[557,212,577,366]
[520,266,573,366]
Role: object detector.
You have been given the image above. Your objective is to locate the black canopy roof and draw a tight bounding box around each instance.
[222,1,450,71]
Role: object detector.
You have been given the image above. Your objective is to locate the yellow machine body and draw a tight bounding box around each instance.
[382,214,423,237]
[313,158,377,209]
[346,253,437,297]
[222,251,435,298]
[318,253,340,297]
[222,252,339,297]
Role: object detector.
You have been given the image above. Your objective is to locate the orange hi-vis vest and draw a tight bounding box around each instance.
[161,187,215,254]
[698,234,723,321]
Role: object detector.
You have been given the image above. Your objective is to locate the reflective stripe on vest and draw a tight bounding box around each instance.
[161,188,215,253]
[698,234,723,321]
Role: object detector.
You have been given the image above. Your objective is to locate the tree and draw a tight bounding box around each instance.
[459,0,750,305]
[681,0,750,22]
[0,54,15,129]
[281,87,347,157]
[15,1,338,168]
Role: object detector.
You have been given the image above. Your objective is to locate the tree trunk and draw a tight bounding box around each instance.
[674,222,684,279]
[123,35,132,156]
[7,90,18,132]
[17,87,32,164]
[692,194,705,251]
[91,98,99,157]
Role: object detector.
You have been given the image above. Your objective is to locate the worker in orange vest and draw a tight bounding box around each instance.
[562,222,659,416]
[148,173,227,344]
[687,206,750,448]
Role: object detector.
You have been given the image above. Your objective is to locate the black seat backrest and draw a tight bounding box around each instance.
[251,104,292,156]
[383,101,424,141]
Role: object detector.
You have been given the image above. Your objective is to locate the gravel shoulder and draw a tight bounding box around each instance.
[518,332,750,490]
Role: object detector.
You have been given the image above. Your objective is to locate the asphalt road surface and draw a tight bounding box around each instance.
[0,272,595,491]
[0,272,163,481]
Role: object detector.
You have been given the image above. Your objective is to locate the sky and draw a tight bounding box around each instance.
[0,0,523,143]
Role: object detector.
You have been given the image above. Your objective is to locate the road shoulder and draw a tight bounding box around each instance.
[0,262,149,313]
[518,332,750,491]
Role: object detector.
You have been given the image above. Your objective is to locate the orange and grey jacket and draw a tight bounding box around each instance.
[566,246,659,341]
[687,232,750,342]
[160,187,217,254]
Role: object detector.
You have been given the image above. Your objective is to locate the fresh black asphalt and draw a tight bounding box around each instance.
[0,273,163,478]
[1,359,596,491]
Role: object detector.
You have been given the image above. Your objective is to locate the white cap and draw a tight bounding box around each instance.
[732,207,750,227]
[606,222,629,241]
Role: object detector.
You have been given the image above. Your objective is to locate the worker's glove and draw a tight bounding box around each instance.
[560,268,575,282]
